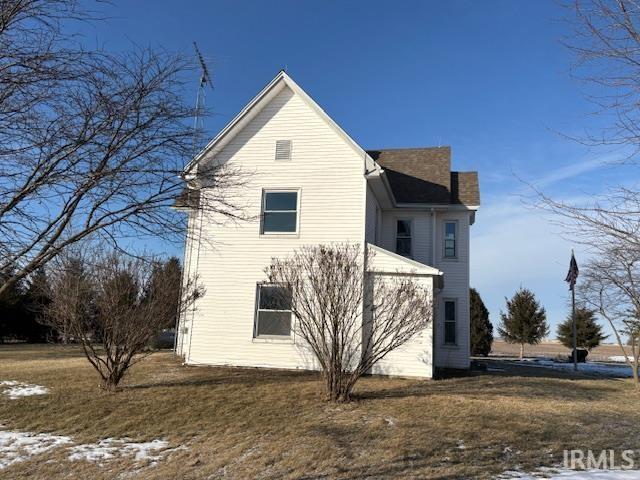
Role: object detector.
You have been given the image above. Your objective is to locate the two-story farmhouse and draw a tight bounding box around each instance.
[175,71,479,378]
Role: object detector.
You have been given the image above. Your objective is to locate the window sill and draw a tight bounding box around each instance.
[441,343,459,349]
[252,337,294,344]
[260,232,300,238]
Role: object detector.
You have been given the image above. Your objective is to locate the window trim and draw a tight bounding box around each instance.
[443,220,458,260]
[395,217,414,258]
[253,283,293,340]
[443,298,457,346]
[260,188,301,236]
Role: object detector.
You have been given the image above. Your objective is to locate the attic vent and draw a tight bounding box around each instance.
[275,140,292,161]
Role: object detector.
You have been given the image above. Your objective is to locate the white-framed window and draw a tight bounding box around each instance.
[444,299,457,345]
[261,190,299,234]
[396,219,413,257]
[275,140,292,161]
[254,284,292,338]
[444,221,457,258]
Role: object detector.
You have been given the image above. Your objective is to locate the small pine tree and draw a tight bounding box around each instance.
[498,288,549,359]
[470,288,493,356]
[556,308,607,352]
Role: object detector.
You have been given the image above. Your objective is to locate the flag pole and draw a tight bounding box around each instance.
[572,268,577,371]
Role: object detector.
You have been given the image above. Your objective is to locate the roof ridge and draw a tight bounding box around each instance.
[366,146,451,152]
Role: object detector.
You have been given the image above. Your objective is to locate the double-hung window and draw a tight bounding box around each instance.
[396,219,412,257]
[444,300,456,345]
[255,284,292,338]
[444,221,457,258]
[262,190,298,234]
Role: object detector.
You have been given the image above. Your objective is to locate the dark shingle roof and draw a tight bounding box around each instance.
[367,147,479,206]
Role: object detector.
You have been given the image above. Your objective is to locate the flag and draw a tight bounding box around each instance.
[565,251,579,291]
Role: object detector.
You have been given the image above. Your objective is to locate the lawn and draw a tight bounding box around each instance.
[0,345,639,479]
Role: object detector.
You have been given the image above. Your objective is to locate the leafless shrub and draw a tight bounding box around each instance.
[41,249,204,391]
[265,244,432,402]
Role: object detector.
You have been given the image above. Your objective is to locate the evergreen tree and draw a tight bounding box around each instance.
[470,288,493,356]
[0,268,24,342]
[144,257,182,330]
[556,308,607,352]
[498,288,549,359]
[21,268,54,343]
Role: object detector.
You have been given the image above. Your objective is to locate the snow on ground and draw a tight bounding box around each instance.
[68,438,170,463]
[497,466,640,479]
[515,359,634,378]
[0,427,72,469]
[1,380,49,399]
[0,426,174,469]
[608,356,638,364]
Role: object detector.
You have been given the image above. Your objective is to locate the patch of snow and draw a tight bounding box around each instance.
[68,438,169,463]
[608,356,638,364]
[457,440,466,450]
[1,381,48,399]
[0,426,175,470]
[0,426,72,469]
[496,466,640,479]
[514,359,635,378]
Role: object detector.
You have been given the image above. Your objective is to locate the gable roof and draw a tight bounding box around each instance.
[368,147,479,206]
[183,70,378,176]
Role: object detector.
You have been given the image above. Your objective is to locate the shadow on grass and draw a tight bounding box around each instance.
[125,366,319,391]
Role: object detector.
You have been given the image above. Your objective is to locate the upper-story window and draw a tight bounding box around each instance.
[444,299,457,345]
[275,140,292,161]
[444,221,457,258]
[262,190,298,234]
[396,219,412,257]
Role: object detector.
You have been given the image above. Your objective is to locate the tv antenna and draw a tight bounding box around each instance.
[193,42,213,154]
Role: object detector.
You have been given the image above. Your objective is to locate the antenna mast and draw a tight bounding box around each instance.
[193,42,214,154]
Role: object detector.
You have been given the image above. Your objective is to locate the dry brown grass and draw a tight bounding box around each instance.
[0,345,639,479]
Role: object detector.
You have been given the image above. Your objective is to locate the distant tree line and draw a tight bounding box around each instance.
[0,256,184,345]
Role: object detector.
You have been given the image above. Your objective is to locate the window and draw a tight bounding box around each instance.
[444,221,457,258]
[396,219,412,257]
[444,300,456,345]
[262,191,298,233]
[275,140,292,161]
[255,284,292,337]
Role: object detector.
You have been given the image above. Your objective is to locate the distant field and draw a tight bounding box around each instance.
[490,339,626,362]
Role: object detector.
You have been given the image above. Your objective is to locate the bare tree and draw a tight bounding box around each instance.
[562,0,640,151]
[580,247,640,384]
[532,1,640,383]
[0,0,246,298]
[41,249,203,390]
[265,244,432,402]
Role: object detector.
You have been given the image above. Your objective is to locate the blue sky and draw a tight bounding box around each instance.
[79,0,636,338]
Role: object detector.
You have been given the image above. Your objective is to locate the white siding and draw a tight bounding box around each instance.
[365,185,380,244]
[375,208,473,370]
[180,86,367,370]
[366,245,436,378]
[433,211,472,369]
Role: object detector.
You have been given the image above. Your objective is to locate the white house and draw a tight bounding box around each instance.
[175,71,479,378]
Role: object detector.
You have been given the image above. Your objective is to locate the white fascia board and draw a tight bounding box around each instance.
[368,244,443,276]
[394,203,479,211]
[183,72,287,176]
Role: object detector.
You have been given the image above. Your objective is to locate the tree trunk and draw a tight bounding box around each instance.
[520,343,524,360]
